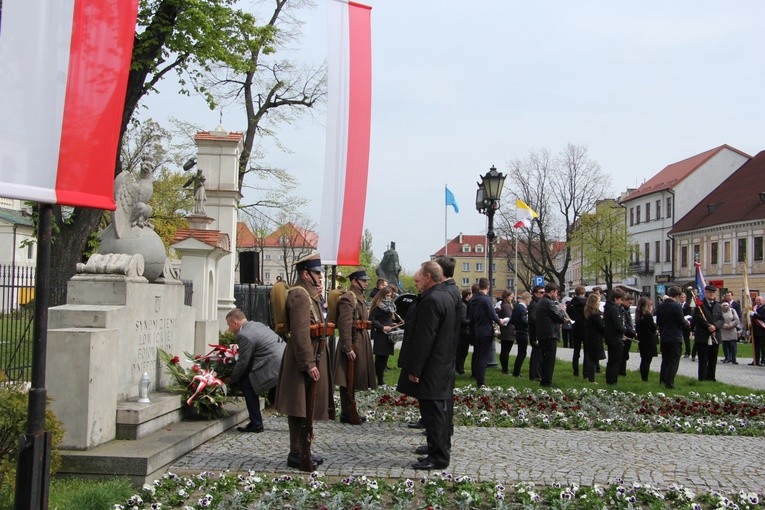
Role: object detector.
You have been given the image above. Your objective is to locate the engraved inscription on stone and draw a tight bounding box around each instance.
[132,317,177,378]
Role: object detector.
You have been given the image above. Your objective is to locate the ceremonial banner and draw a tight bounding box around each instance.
[319,0,373,265]
[513,198,538,229]
[0,0,139,209]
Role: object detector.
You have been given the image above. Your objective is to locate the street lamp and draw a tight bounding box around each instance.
[476,165,506,297]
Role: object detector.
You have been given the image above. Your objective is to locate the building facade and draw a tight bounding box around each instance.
[431,233,515,296]
[0,197,35,267]
[619,145,750,298]
[670,150,765,302]
[236,221,318,285]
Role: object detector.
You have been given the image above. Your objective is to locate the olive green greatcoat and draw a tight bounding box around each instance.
[332,286,377,390]
[274,278,334,419]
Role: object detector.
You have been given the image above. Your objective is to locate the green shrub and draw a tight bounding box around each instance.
[0,380,65,505]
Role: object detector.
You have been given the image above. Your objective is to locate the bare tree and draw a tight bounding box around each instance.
[497,144,611,294]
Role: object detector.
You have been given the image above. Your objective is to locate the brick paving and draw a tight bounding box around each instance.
[170,347,765,493]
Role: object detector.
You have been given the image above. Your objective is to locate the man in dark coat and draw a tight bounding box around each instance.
[397,261,456,470]
[527,285,545,381]
[468,277,507,388]
[566,286,587,377]
[603,288,627,385]
[225,309,285,433]
[534,282,568,387]
[693,284,724,381]
[657,286,690,389]
[455,289,473,374]
[751,296,765,365]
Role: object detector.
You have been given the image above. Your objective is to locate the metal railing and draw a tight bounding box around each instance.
[0,264,35,381]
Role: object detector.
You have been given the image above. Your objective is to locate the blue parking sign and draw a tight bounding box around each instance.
[533,275,544,287]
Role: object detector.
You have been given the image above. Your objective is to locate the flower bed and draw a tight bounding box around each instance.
[359,386,765,436]
[113,470,763,509]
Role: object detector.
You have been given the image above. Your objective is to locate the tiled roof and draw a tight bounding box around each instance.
[670,150,765,234]
[0,207,34,227]
[194,130,244,143]
[173,229,230,251]
[235,222,318,250]
[620,144,750,203]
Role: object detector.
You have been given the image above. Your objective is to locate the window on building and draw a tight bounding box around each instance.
[724,241,731,263]
[462,278,470,286]
[656,199,661,219]
[265,271,271,280]
[491,278,495,288]
[265,254,272,260]
[654,241,660,263]
[462,262,470,271]
[755,237,764,261]
[665,239,671,263]
[645,202,651,222]
[491,262,496,272]
[462,244,470,253]
[629,208,634,226]
[27,243,34,259]
[475,262,484,272]
[507,278,514,289]
[681,246,688,267]
[636,205,641,224]
[693,244,700,263]
[711,242,719,265]
[666,197,672,218]
[738,238,747,263]
[475,244,484,253]
[644,242,650,267]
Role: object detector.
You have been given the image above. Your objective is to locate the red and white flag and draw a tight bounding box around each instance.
[318,0,372,266]
[0,0,139,209]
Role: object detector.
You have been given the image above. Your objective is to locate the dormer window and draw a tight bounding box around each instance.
[475,244,484,253]
[462,244,470,253]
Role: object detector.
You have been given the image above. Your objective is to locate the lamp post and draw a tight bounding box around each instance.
[476,166,505,368]
[475,166,506,297]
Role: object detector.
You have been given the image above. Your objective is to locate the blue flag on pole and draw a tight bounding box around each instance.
[445,186,459,213]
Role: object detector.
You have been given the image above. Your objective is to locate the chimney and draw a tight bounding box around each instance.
[458,232,463,244]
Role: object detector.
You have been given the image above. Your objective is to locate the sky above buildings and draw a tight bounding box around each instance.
[142,0,765,273]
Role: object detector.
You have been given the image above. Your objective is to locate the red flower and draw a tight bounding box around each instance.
[195,354,202,359]
[192,365,200,373]
[171,356,180,364]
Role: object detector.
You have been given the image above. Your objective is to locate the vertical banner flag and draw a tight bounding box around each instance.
[513,198,538,228]
[319,0,373,265]
[693,261,707,307]
[445,186,459,213]
[0,0,139,209]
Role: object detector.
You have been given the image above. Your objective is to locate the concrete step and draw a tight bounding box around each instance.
[116,392,185,440]
[58,400,248,486]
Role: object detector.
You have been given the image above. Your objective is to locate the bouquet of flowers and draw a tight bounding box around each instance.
[160,347,233,420]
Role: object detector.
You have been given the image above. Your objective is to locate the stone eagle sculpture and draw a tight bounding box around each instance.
[113,154,155,238]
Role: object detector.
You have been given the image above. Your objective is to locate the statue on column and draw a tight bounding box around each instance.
[376,242,402,292]
[183,158,207,215]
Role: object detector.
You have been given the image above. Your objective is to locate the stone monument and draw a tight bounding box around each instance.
[376,241,403,291]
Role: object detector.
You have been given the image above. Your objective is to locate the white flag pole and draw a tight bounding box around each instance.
[444,184,448,256]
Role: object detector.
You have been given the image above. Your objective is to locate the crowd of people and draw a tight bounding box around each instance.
[222,252,765,473]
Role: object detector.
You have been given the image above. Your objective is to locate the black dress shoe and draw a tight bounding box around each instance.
[287,453,323,470]
[237,424,264,433]
[407,420,424,429]
[339,415,367,424]
[411,459,448,470]
[417,456,429,462]
[414,445,429,455]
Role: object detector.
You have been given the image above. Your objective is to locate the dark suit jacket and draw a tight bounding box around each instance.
[397,283,456,400]
[657,298,689,344]
[230,321,285,394]
[693,299,724,344]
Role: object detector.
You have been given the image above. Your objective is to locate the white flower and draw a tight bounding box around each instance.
[142,484,156,496]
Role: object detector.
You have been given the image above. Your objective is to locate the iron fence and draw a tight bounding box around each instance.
[233,284,272,327]
[0,264,35,381]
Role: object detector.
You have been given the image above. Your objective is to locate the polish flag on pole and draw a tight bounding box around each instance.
[0,0,139,209]
[319,0,373,266]
[513,198,538,229]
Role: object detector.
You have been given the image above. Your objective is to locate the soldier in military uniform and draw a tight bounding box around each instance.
[273,253,334,471]
[333,268,377,423]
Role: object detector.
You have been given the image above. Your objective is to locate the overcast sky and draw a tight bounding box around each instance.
[142,0,765,273]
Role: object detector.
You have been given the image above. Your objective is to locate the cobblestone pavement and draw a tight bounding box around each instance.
[170,345,765,493]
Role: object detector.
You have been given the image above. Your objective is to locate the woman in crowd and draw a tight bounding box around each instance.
[720,302,740,365]
[510,292,530,377]
[498,290,515,374]
[583,293,605,383]
[636,297,658,382]
[369,286,401,385]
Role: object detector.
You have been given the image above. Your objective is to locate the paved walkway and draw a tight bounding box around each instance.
[170,347,765,493]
